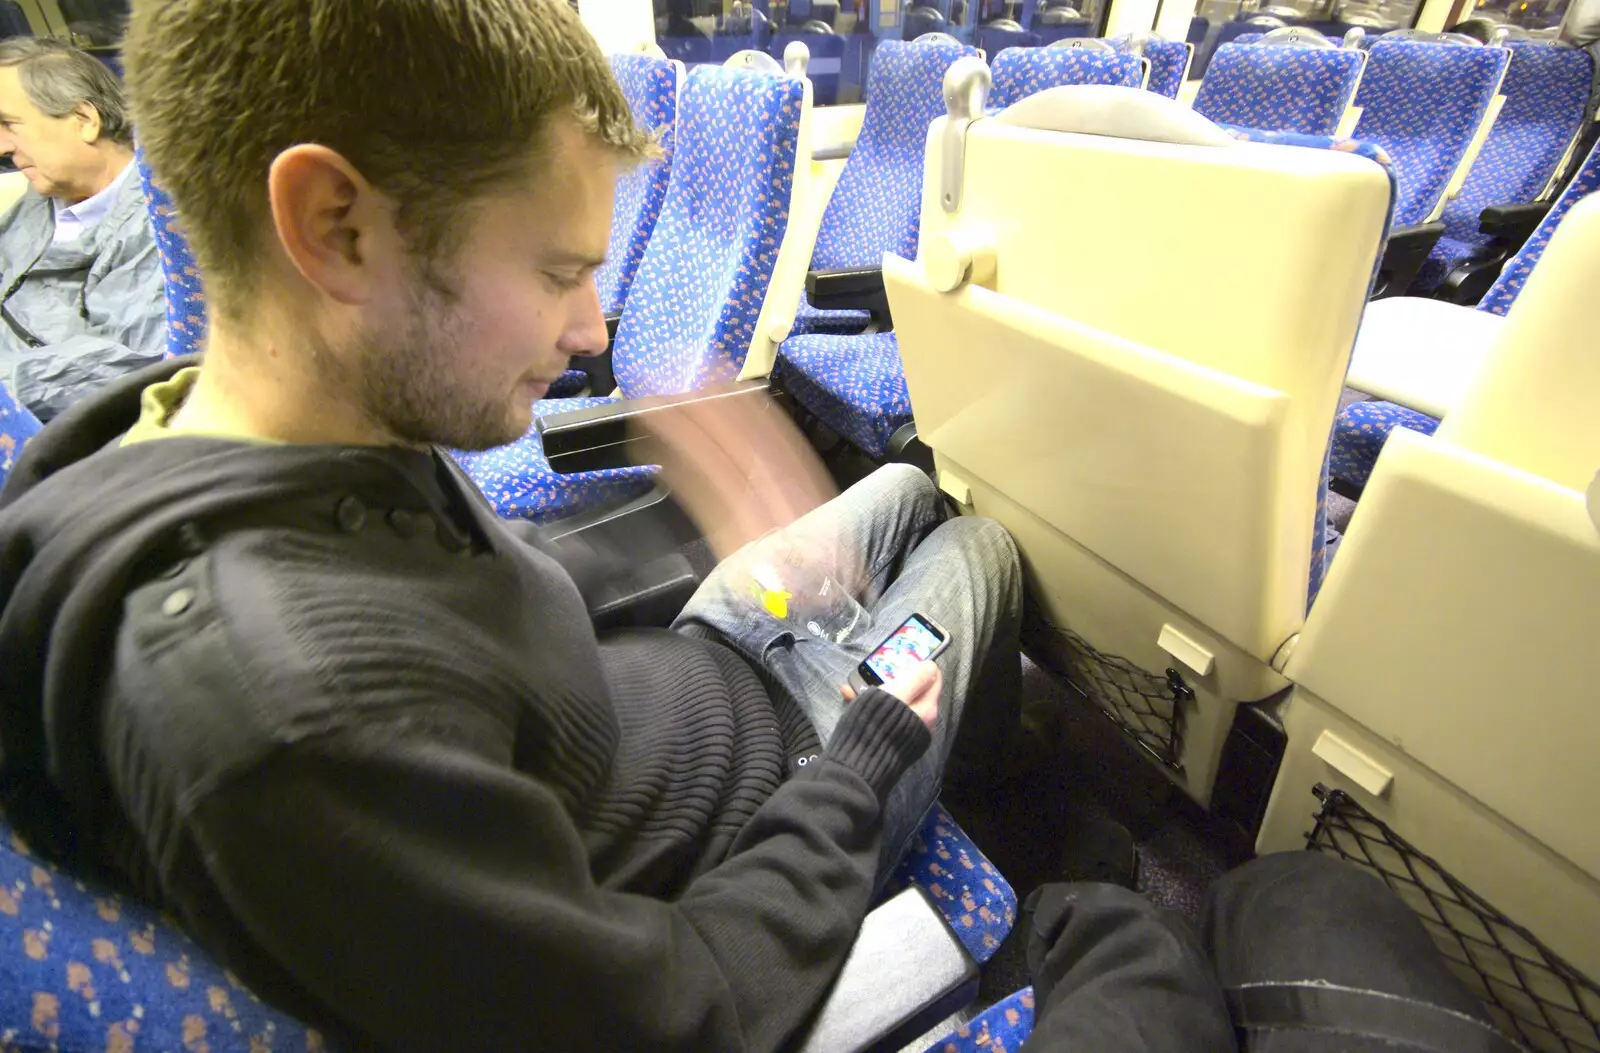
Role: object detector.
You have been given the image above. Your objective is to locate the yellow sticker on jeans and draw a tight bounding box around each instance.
[761,588,791,620]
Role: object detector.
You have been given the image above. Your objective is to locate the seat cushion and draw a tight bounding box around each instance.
[887,804,1017,965]
[775,332,910,460]
[1415,231,1493,291]
[917,986,1035,1053]
[452,397,658,523]
[0,816,331,1052]
[1329,399,1441,491]
[791,297,873,337]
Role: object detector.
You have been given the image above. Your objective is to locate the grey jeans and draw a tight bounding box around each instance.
[675,464,1023,883]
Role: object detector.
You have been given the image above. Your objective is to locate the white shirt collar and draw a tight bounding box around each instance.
[53,160,135,245]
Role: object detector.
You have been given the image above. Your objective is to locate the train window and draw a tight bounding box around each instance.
[1458,0,1572,31]
[1185,0,1422,79]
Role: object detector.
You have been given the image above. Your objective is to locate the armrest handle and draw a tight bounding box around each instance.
[538,380,769,474]
[806,267,892,326]
[793,887,979,1053]
[1478,201,1550,242]
[1373,221,1446,299]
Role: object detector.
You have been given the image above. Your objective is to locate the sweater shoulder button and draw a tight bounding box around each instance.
[335,496,367,533]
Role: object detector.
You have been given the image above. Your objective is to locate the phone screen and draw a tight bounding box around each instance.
[862,614,946,686]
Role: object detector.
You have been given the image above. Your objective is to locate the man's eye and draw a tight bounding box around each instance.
[546,272,584,292]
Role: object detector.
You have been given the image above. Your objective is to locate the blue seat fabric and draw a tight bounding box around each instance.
[1413,41,1592,291]
[136,153,207,360]
[595,53,679,317]
[1125,37,1192,98]
[1351,41,1509,228]
[790,39,978,338]
[916,986,1035,1053]
[990,46,1145,107]
[1,382,41,489]
[456,63,806,524]
[1193,43,1365,136]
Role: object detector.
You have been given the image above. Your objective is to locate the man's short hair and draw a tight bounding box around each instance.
[0,38,133,148]
[124,0,651,322]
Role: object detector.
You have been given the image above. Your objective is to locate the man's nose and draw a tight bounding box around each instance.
[561,278,610,360]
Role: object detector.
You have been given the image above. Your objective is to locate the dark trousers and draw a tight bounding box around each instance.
[1022,852,1519,1053]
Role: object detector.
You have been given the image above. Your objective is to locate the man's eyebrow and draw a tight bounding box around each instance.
[0,110,17,123]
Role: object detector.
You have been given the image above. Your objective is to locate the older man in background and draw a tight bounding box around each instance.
[0,38,164,420]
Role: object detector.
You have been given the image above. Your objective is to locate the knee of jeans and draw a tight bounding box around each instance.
[943,515,1021,584]
[881,462,937,502]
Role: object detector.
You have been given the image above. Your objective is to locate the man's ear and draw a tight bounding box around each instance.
[266,145,388,307]
[71,101,100,144]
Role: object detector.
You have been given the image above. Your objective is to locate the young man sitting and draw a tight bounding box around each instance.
[0,1,1022,1049]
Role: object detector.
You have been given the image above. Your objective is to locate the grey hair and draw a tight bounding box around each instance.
[0,38,131,147]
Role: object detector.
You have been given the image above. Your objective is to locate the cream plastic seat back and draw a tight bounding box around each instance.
[1259,196,1600,1043]
[885,81,1391,803]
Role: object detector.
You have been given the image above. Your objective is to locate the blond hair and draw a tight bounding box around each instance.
[125,0,650,320]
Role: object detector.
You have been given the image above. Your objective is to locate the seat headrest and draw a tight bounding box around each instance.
[995,83,1234,146]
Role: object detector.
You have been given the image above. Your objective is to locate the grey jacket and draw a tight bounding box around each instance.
[0,167,166,421]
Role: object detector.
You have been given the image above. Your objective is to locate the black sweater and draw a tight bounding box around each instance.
[0,359,932,1051]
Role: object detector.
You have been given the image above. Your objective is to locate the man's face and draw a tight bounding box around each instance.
[0,66,100,201]
[347,118,617,450]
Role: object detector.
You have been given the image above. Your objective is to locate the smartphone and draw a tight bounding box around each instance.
[852,613,950,690]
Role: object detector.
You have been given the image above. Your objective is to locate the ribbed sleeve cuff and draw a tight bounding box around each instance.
[823,688,932,800]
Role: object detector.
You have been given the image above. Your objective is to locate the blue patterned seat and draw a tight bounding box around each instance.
[1331,129,1600,491]
[0,814,332,1053]
[1411,40,1593,292]
[136,153,207,360]
[990,45,1146,107]
[0,382,41,489]
[456,63,808,523]
[888,804,1017,964]
[548,53,683,400]
[1193,42,1366,136]
[1112,35,1192,98]
[780,46,1149,462]
[595,54,681,318]
[790,38,978,338]
[1350,40,1509,229]
[917,986,1034,1053]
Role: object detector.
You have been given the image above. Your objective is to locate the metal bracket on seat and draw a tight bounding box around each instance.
[915,31,963,46]
[1341,26,1366,49]
[724,49,785,74]
[939,56,991,214]
[1047,37,1117,52]
[1261,25,1338,48]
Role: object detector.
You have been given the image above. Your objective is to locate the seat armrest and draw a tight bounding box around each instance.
[1478,201,1550,245]
[793,887,980,1053]
[1373,222,1446,299]
[806,267,892,326]
[537,380,769,474]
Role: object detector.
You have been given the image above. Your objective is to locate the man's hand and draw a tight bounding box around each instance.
[635,389,837,563]
[841,660,941,730]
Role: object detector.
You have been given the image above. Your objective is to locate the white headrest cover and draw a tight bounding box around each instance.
[995,84,1235,147]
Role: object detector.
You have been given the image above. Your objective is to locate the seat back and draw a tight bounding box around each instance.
[1435,41,1593,257]
[135,153,207,360]
[1266,195,1600,1017]
[888,86,1392,802]
[1477,107,1600,316]
[990,45,1147,107]
[1352,40,1510,227]
[0,382,40,490]
[1111,35,1192,98]
[808,38,978,270]
[595,53,683,316]
[1193,42,1366,136]
[611,63,812,396]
